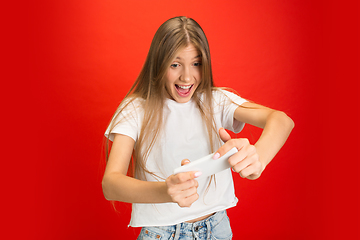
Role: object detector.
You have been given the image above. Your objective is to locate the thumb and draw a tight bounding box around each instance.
[219,128,231,142]
[181,159,191,166]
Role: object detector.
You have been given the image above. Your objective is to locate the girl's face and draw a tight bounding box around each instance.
[165,44,202,103]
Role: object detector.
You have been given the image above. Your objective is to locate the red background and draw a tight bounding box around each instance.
[3,0,359,239]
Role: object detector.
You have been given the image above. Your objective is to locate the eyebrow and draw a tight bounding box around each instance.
[175,54,202,60]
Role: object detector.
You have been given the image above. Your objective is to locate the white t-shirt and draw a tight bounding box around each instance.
[105,89,247,227]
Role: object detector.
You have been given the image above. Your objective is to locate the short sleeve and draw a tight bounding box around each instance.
[213,89,248,133]
[104,98,143,142]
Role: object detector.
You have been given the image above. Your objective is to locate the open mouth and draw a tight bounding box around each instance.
[175,84,193,97]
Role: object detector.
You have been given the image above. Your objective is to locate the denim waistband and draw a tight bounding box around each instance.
[152,210,228,239]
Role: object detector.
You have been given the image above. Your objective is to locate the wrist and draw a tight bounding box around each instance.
[254,142,274,168]
[162,180,174,203]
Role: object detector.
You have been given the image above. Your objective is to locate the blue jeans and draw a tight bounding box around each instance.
[137,210,232,240]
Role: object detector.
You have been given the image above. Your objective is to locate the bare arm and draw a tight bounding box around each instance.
[236,102,294,167]
[102,134,200,206]
[215,102,294,179]
[102,134,170,203]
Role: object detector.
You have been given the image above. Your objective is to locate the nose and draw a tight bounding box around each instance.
[180,66,191,83]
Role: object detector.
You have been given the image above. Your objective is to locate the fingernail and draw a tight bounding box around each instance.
[194,172,202,178]
[213,153,220,160]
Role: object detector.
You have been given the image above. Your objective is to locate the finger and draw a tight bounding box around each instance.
[170,182,197,198]
[178,179,198,192]
[181,184,198,197]
[177,192,199,208]
[168,179,199,207]
[185,191,199,203]
[228,145,257,166]
[167,178,198,196]
[172,171,202,184]
[231,156,253,173]
[213,138,250,160]
[239,162,262,179]
[219,127,231,142]
[181,159,191,166]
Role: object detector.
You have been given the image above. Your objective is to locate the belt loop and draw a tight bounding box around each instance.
[205,220,211,240]
[174,223,181,240]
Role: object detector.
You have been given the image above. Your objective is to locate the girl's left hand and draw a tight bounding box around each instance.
[214,128,265,180]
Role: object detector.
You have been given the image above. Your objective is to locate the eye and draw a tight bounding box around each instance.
[170,63,180,68]
[193,62,202,67]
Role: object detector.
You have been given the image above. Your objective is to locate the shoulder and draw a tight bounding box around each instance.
[110,96,145,125]
[118,96,145,112]
[196,88,241,105]
[210,87,243,101]
[209,88,248,110]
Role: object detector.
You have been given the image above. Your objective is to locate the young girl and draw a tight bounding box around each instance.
[102,16,294,240]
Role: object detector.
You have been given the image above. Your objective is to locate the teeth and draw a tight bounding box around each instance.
[177,85,192,89]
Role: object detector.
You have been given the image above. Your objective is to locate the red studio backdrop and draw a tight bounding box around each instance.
[3,0,359,239]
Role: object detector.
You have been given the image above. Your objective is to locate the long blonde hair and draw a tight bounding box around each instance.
[106,16,220,179]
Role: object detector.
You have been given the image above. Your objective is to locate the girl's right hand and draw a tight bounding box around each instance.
[165,159,201,208]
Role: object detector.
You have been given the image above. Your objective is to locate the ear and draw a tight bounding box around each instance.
[219,128,232,142]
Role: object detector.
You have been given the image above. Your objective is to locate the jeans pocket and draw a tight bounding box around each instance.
[137,227,165,240]
[210,215,233,240]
